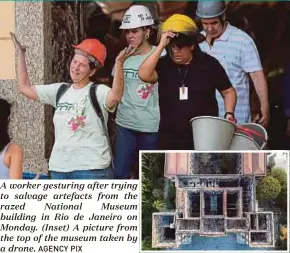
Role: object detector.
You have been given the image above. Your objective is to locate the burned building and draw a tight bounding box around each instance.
[152,153,275,249]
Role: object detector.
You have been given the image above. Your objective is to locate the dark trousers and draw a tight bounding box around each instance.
[158,133,194,150]
[114,125,158,179]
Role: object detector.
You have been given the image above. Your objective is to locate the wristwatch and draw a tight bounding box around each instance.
[224,112,235,118]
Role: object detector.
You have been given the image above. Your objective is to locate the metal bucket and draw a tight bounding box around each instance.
[190,116,236,150]
[228,133,260,150]
[228,123,268,150]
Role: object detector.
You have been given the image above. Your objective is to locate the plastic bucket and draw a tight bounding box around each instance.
[228,133,260,150]
[190,116,236,150]
[229,123,268,150]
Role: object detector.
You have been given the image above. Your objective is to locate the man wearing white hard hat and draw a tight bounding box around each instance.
[113,5,160,179]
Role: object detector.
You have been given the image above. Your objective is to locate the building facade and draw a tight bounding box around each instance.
[152,153,275,249]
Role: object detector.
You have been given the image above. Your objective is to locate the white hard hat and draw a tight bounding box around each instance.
[120,5,154,29]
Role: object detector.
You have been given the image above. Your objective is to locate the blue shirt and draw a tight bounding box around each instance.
[199,23,263,123]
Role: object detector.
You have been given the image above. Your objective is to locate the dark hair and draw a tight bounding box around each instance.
[166,33,204,61]
[219,15,226,26]
[0,99,11,151]
[169,33,196,48]
[168,33,203,52]
[89,61,99,70]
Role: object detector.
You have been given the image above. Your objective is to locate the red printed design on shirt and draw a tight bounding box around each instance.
[137,83,154,100]
[68,115,87,132]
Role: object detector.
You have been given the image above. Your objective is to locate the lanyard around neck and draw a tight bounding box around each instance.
[178,67,189,87]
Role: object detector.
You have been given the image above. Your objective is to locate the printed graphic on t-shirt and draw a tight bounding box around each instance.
[56,102,74,112]
[137,83,154,100]
[124,68,139,79]
[123,67,155,100]
[56,96,88,133]
[68,115,87,132]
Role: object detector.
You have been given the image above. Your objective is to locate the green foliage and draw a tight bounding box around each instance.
[276,237,287,250]
[256,176,281,200]
[276,185,287,212]
[141,153,167,240]
[142,237,159,251]
[271,168,287,187]
[152,188,164,199]
[276,214,288,250]
[142,170,157,239]
[279,214,287,226]
[167,180,176,210]
[142,237,153,251]
[153,199,166,211]
[268,168,287,211]
[276,227,287,250]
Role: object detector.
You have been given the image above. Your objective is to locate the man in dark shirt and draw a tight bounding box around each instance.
[139,14,237,149]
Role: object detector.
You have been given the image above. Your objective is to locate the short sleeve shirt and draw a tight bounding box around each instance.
[199,23,263,123]
[112,47,160,132]
[156,51,232,141]
[35,82,112,172]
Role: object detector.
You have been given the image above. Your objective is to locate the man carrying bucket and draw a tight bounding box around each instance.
[196,1,270,127]
[138,14,237,150]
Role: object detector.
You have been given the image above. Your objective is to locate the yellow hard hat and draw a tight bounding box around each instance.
[161,14,197,34]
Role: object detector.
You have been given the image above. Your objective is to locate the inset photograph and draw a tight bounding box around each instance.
[141,152,288,251]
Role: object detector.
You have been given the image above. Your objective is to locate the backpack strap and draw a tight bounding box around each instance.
[89,83,115,170]
[89,83,104,123]
[56,83,71,106]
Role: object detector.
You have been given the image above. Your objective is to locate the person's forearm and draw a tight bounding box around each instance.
[106,61,124,109]
[223,87,237,113]
[17,51,38,100]
[111,61,124,101]
[138,44,164,84]
[17,51,31,92]
[250,71,269,110]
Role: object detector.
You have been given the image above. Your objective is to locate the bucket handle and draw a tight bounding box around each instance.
[236,126,266,142]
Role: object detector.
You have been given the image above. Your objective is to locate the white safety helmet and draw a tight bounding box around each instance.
[119,5,154,29]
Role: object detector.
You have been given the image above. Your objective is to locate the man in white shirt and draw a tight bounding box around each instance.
[196,1,269,127]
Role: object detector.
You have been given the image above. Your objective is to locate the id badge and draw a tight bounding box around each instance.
[179,87,188,100]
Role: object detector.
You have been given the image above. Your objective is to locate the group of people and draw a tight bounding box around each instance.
[1,1,273,180]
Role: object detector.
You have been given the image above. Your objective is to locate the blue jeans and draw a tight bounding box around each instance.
[50,168,112,180]
[114,125,158,179]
